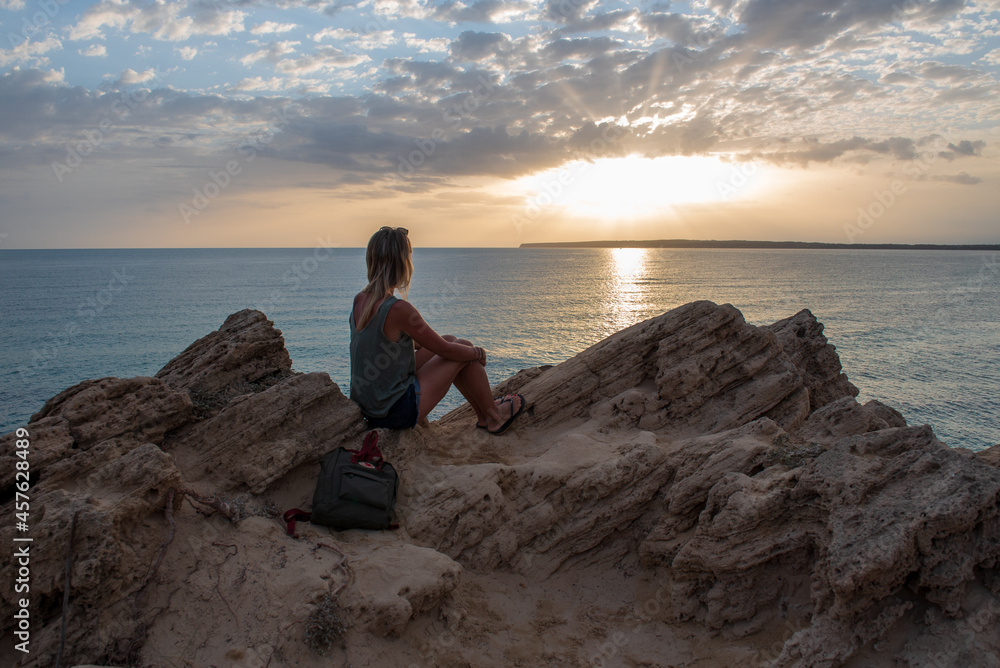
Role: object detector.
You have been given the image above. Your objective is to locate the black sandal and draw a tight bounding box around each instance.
[486,394,526,435]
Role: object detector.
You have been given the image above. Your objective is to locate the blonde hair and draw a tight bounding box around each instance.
[357,227,413,330]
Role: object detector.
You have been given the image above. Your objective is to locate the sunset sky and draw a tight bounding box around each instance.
[0,0,998,248]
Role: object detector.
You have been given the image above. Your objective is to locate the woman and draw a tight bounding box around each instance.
[349,226,526,433]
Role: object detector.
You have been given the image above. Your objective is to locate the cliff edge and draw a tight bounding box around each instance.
[2,302,998,668]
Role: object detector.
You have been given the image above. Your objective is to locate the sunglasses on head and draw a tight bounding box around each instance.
[380,226,408,235]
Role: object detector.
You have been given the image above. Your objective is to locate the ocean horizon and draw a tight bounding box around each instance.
[2,247,998,450]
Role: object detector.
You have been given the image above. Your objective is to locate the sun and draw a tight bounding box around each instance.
[508,153,765,221]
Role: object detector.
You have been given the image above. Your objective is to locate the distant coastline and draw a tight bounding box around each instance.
[519,239,1000,251]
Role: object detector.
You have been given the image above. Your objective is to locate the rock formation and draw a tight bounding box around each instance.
[154,309,293,397]
[2,303,998,668]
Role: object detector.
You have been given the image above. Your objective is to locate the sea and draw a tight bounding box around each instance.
[1,248,997,451]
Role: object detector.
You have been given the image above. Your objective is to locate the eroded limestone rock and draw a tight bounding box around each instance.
[3,302,996,668]
[29,376,193,450]
[155,309,293,396]
[0,443,180,667]
[765,309,859,411]
[405,429,672,576]
[165,371,366,494]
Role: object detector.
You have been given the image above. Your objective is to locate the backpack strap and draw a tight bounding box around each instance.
[350,430,385,470]
[283,508,311,537]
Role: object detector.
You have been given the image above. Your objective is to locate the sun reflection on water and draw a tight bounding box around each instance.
[598,248,652,338]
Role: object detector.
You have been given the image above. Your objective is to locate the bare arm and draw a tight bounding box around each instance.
[389,300,481,362]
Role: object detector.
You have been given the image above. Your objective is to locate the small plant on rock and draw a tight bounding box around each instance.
[305,592,347,656]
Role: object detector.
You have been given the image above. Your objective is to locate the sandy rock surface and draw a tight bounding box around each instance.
[3,303,998,668]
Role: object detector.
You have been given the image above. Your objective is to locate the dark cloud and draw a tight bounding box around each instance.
[749,135,970,166]
[449,31,512,62]
[340,173,376,184]
[920,62,985,83]
[283,120,407,156]
[553,9,637,36]
[948,140,986,156]
[414,125,558,177]
[868,137,917,160]
[543,0,599,23]
[881,71,919,84]
[633,112,721,156]
[938,139,987,161]
[637,12,699,44]
[0,0,992,198]
[2,51,987,186]
[737,0,965,50]
[788,136,868,165]
[541,36,625,61]
[378,58,463,94]
[935,85,995,103]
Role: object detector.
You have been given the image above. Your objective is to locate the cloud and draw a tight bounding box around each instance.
[934,84,996,103]
[449,31,512,61]
[251,21,299,35]
[748,135,986,166]
[312,27,354,41]
[948,140,986,156]
[0,35,62,67]
[229,76,303,93]
[543,0,598,23]
[1,0,996,209]
[736,0,966,50]
[637,12,699,44]
[867,136,918,160]
[312,27,396,50]
[402,33,449,53]
[432,0,540,23]
[379,58,464,91]
[276,48,370,75]
[980,49,1000,67]
[241,41,300,67]
[880,70,920,84]
[938,139,987,160]
[541,36,625,62]
[920,61,987,83]
[369,0,432,19]
[555,8,638,36]
[67,0,245,42]
[401,125,561,177]
[115,67,159,86]
[80,44,108,58]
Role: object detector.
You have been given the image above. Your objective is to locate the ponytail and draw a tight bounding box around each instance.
[357,227,413,330]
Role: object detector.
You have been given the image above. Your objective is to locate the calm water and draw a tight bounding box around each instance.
[1,248,997,450]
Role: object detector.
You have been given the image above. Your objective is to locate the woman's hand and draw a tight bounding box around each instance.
[475,346,487,367]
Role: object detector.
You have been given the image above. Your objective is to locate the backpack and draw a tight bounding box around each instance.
[283,431,399,534]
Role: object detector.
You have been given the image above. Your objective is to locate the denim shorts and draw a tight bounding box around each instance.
[365,378,420,429]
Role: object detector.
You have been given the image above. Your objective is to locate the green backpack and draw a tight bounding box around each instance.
[284,431,399,534]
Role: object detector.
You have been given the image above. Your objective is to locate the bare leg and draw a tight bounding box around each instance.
[414,337,519,429]
[437,337,507,424]
[415,355,475,421]
[453,359,499,425]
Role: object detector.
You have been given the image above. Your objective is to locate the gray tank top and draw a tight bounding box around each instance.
[349,295,416,418]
